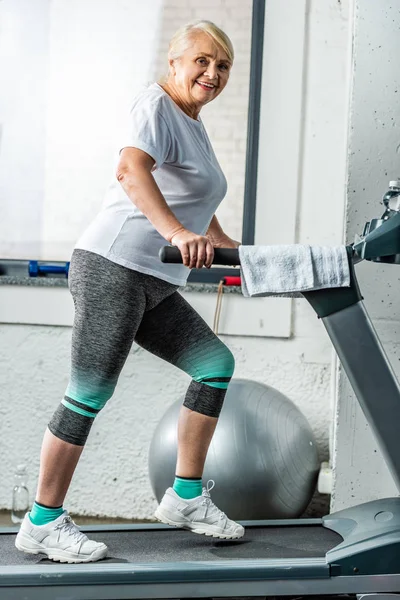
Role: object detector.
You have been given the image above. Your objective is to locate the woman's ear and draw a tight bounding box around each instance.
[168,57,176,77]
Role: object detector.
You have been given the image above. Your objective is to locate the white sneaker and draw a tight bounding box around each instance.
[15,510,108,563]
[154,480,245,540]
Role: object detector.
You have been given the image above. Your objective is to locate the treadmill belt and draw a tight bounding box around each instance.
[1,525,342,565]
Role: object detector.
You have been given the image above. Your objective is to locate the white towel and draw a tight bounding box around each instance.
[238,244,350,298]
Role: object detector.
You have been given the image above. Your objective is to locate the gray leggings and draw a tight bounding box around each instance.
[49,250,235,446]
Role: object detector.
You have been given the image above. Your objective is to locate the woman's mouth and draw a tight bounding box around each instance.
[195,80,216,92]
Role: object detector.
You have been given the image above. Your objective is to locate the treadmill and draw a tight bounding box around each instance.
[2,188,400,600]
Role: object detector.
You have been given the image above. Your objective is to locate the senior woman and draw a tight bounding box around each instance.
[16,19,243,563]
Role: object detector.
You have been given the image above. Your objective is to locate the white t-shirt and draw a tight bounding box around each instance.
[75,83,228,285]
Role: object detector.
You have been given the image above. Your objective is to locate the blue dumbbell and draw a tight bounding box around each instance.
[28,261,70,278]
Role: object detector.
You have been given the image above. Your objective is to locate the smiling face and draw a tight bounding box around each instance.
[166,31,232,119]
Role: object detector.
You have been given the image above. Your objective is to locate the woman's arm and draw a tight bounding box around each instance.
[206,215,241,248]
[117,147,182,243]
[116,147,214,268]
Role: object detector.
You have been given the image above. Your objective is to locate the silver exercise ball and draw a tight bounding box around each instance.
[148,379,319,520]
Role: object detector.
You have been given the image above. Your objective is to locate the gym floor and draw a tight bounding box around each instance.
[0,510,147,527]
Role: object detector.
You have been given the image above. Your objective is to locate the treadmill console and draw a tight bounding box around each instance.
[353,179,400,264]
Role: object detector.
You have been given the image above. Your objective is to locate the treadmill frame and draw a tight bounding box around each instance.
[1,521,400,600]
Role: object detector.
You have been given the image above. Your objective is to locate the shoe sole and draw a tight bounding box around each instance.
[154,507,244,540]
[15,531,108,563]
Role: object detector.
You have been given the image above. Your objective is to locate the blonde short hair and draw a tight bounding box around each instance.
[168,20,234,64]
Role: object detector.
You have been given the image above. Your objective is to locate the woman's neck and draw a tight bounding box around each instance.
[160,81,201,121]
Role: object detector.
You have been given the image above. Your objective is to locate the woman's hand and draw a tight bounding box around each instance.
[170,229,215,269]
[207,233,241,249]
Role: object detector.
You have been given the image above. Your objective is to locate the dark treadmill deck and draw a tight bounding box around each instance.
[1,522,341,565]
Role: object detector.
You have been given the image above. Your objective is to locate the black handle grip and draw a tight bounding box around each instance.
[159,246,240,266]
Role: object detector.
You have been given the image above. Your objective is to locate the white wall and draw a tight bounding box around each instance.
[0,0,353,520]
[332,0,400,510]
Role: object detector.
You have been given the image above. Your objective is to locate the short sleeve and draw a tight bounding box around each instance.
[119,97,171,169]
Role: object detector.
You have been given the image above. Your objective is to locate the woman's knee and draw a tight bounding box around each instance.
[183,344,235,418]
[194,344,235,388]
[48,382,115,446]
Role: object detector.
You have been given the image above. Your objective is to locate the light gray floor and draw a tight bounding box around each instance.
[0,510,147,527]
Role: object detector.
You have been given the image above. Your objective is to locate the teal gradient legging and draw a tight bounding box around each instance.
[48,250,235,446]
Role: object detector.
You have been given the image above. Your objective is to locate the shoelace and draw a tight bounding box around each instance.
[54,515,88,544]
[201,480,227,522]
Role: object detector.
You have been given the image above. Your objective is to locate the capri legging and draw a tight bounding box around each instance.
[48,249,235,446]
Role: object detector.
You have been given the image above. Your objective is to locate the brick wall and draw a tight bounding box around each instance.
[149,0,253,242]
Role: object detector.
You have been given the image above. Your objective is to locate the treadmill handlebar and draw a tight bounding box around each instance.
[159,245,358,267]
[159,246,240,266]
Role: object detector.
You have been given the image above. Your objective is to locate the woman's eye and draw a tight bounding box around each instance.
[219,64,228,71]
[197,58,207,65]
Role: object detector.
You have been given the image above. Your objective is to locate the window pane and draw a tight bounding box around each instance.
[0,0,253,260]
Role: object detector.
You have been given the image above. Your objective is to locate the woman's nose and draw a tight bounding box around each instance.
[204,63,218,80]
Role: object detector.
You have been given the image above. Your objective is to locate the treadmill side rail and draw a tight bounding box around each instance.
[0,558,330,587]
[357,595,400,600]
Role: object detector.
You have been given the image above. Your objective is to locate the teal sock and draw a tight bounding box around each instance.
[173,476,202,499]
[29,501,64,526]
